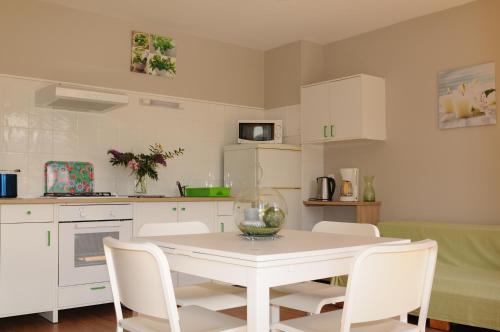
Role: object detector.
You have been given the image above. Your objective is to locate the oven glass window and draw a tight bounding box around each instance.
[239,123,274,141]
[74,231,119,267]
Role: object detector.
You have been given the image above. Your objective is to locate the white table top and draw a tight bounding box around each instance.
[139,229,406,263]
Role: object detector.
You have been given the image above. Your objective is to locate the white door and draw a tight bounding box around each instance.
[177,202,215,286]
[177,202,216,232]
[258,148,301,188]
[277,189,302,230]
[133,202,178,235]
[216,215,238,233]
[224,148,258,194]
[301,83,331,143]
[0,223,57,316]
[329,76,362,140]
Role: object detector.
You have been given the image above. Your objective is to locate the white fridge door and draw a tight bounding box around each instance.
[277,189,302,230]
[258,149,301,188]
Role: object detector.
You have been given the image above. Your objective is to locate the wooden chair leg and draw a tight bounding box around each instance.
[429,319,450,331]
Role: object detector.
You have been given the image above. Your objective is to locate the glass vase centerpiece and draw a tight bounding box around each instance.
[107,143,184,194]
[234,187,287,240]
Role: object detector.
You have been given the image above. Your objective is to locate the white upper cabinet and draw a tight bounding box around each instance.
[301,74,386,143]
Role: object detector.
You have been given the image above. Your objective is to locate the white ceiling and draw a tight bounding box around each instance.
[40,0,475,50]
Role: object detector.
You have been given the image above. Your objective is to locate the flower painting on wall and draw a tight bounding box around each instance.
[130,31,176,78]
[438,63,496,129]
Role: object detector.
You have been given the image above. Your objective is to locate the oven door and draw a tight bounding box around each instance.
[239,122,275,142]
[59,220,132,287]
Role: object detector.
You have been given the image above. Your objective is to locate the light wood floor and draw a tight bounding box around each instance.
[0,303,493,332]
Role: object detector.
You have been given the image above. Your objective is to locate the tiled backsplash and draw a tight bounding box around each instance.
[0,75,264,197]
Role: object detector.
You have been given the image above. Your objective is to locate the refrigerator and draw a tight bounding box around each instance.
[224,144,302,230]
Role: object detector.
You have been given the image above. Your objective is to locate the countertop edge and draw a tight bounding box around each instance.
[0,196,234,205]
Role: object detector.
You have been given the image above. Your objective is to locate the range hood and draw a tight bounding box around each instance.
[35,85,129,112]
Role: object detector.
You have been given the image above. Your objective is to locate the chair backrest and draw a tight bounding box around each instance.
[103,237,181,332]
[313,221,380,237]
[138,221,210,237]
[340,240,438,332]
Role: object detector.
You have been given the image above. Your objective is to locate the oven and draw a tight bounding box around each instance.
[58,204,133,287]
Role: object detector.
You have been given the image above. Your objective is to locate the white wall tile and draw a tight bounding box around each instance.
[0,75,264,196]
[29,129,53,153]
[2,127,29,153]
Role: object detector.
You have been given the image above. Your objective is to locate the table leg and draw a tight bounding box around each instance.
[247,271,270,332]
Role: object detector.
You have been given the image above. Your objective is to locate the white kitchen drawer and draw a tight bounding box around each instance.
[58,204,133,222]
[217,201,234,216]
[0,204,54,223]
[58,282,112,309]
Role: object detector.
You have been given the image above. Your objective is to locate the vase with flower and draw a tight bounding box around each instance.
[107,143,184,194]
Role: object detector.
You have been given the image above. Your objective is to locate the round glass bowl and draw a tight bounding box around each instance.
[234,187,287,239]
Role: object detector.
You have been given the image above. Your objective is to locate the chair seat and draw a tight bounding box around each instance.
[272,309,419,332]
[121,305,246,332]
[175,282,247,311]
[271,281,346,313]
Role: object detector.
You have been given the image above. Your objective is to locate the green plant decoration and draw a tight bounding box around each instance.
[149,54,176,74]
[134,33,148,47]
[152,35,174,54]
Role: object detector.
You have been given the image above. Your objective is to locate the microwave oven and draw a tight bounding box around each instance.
[238,120,282,144]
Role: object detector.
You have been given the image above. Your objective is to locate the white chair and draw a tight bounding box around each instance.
[270,221,380,318]
[104,237,245,332]
[272,239,438,332]
[138,222,247,311]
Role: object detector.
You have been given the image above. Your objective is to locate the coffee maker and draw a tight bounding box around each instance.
[339,168,359,202]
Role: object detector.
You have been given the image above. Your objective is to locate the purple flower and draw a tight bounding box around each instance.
[108,149,122,158]
[153,154,167,166]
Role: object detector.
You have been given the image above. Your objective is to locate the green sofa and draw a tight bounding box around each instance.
[379,221,500,331]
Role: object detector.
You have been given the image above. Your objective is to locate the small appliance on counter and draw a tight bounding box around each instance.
[339,168,359,201]
[44,161,117,197]
[238,120,282,144]
[0,169,20,198]
[310,176,335,201]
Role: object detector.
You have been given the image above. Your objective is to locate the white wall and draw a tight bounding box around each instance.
[264,104,301,144]
[0,75,263,197]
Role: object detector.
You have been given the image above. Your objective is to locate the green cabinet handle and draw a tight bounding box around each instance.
[26,210,32,215]
[181,207,186,211]
[330,124,335,137]
[172,207,177,211]
[323,125,328,138]
[90,286,106,291]
[47,230,51,247]
[220,222,225,233]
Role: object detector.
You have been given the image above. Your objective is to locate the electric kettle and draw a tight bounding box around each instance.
[316,176,335,201]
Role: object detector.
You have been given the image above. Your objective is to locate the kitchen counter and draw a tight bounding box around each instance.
[0,196,234,205]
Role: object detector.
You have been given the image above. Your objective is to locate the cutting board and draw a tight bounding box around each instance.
[44,161,94,193]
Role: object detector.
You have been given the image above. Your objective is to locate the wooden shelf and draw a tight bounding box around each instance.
[303,200,381,225]
[303,201,381,207]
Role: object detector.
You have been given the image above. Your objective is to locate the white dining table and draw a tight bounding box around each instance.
[138,229,408,332]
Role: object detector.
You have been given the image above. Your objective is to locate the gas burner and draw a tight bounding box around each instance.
[44,192,115,198]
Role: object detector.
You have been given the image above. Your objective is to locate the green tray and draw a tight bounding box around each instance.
[185,187,231,197]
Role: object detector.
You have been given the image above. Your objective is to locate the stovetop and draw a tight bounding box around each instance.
[43,192,116,198]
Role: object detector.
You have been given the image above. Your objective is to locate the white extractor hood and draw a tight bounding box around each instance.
[35,85,129,112]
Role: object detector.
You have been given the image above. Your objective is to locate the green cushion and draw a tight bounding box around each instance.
[379,221,500,330]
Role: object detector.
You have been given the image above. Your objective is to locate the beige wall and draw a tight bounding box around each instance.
[0,0,264,107]
[264,41,325,109]
[264,42,302,109]
[323,0,500,224]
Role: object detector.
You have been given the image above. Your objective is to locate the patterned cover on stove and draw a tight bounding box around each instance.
[44,161,94,193]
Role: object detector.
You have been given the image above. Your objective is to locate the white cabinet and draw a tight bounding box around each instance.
[301,74,386,143]
[0,205,56,317]
[133,202,178,235]
[178,202,215,232]
[133,200,235,286]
